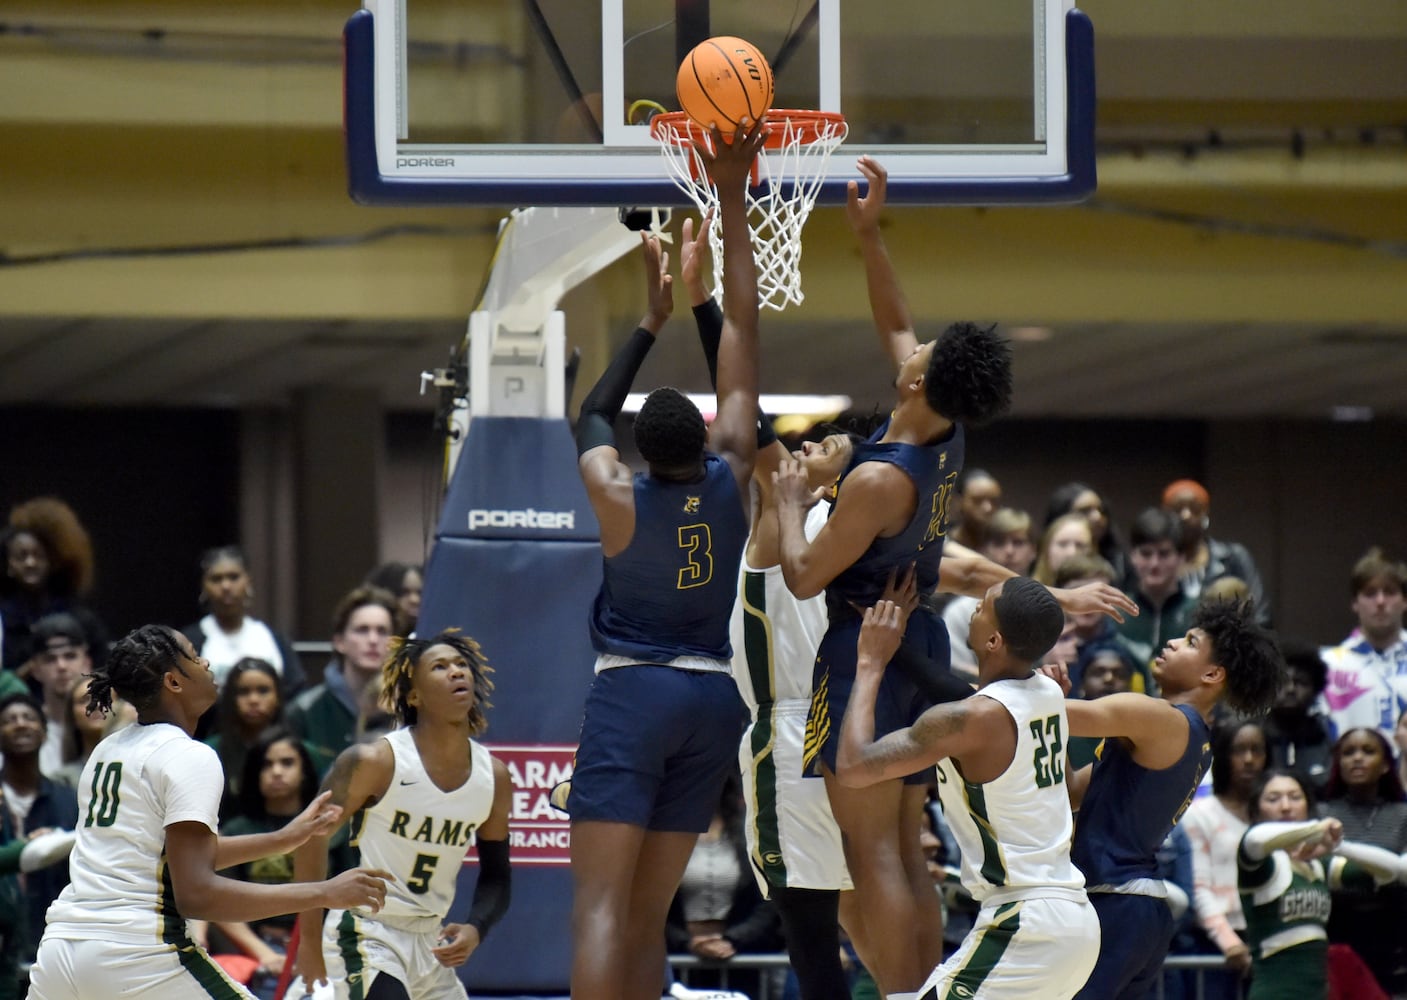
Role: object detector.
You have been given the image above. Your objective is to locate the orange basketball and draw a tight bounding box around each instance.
[676,36,774,134]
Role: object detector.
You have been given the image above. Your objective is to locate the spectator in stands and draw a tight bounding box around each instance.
[182,546,305,697]
[55,675,135,788]
[948,469,1002,552]
[285,585,397,764]
[1320,548,1407,743]
[1161,479,1271,624]
[207,658,331,822]
[1396,709,1407,792]
[25,614,90,777]
[1031,511,1093,587]
[1319,727,1407,994]
[1054,552,1123,653]
[208,728,351,1000]
[1264,637,1334,793]
[0,498,107,677]
[0,692,78,963]
[1117,508,1196,670]
[944,506,1034,678]
[667,772,783,999]
[1066,637,1139,769]
[365,561,423,636]
[1180,719,1269,998]
[1046,481,1127,588]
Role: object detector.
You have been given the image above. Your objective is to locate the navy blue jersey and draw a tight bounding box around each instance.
[1071,703,1211,887]
[589,453,747,662]
[824,420,964,623]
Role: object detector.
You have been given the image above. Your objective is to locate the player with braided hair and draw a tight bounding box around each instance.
[29,625,390,1000]
[293,629,513,1000]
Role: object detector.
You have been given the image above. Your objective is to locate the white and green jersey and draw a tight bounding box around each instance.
[935,673,1085,903]
[730,502,829,710]
[43,722,222,945]
[1239,843,1373,961]
[349,729,496,924]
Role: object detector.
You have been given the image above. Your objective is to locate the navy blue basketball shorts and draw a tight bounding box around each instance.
[1074,892,1175,1000]
[803,607,947,786]
[569,665,747,832]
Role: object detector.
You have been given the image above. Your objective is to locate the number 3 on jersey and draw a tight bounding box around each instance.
[1030,715,1065,788]
[677,523,713,589]
[85,761,123,827]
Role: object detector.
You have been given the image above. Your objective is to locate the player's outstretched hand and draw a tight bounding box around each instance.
[858,599,907,676]
[323,867,393,913]
[773,457,827,512]
[640,231,674,333]
[295,917,330,989]
[1037,662,1073,697]
[285,791,344,847]
[878,563,920,619]
[1051,581,1139,624]
[680,208,714,304]
[695,117,770,194]
[431,922,480,968]
[845,155,888,236]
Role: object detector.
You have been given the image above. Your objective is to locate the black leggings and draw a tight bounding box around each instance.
[364,973,411,1000]
[771,886,852,1000]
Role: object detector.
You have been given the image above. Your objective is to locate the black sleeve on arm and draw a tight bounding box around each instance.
[891,642,975,704]
[464,837,511,940]
[693,298,776,450]
[575,327,656,455]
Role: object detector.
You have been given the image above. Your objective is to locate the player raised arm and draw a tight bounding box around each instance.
[292,740,396,989]
[1054,683,1197,771]
[213,790,343,870]
[845,156,918,370]
[574,231,675,554]
[429,755,515,969]
[692,119,769,497]
[938,539,1137,622]
[836,596,1007,786]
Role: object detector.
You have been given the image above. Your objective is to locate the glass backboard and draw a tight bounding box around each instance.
[344,0,1095,206]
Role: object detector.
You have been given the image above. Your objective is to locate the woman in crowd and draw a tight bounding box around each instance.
[181,546,305,697]
[1238,768,1405,1000]
[206,728,353,1000]
[0,498,107,676]
[1318,728,1407,994]
[365,561,423,636]
[56,675,136,788]
[1031,511,1093,587]
[1046,481,1127,587]
[206,658,330,821]
[1180,718,1269,998]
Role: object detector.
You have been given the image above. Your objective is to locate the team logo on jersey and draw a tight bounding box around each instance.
[683,496,701,514]
[939,452,947,470]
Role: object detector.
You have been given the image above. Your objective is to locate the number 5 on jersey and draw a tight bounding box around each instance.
[85,761,123,827]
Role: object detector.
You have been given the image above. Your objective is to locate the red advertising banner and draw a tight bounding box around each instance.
[464,743,576,866]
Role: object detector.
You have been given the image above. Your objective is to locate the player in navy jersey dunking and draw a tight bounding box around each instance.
[567,118,767,1000]
[1039,598,1284,1000]
[772,157,1015,998]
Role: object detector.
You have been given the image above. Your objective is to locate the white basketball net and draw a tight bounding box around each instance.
[651,111,848,311]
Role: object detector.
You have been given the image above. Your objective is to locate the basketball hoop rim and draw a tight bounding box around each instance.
[650,109,847,149]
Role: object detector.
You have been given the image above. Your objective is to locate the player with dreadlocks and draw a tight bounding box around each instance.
[293,629,513,1000]
[29,624,389,1000]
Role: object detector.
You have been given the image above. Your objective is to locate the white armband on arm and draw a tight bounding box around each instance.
[1241,820,1332,862]
[1333,841,1407,887]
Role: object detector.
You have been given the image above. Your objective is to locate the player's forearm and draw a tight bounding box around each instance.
[777,503,826,599]
[854,226,914,360]
[213,919,282,966]
[291,836,332,930]
[178,873,336,925]
[714,167,759,411]
[216,828,302,870]
[836,672,883,786]
[936,551,1014,598]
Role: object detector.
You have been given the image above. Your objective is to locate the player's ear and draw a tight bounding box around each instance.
[163,669,183,694]
[1202,663,1226,688]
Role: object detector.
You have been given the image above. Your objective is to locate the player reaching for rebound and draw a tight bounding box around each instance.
[29,625,389,1000]
[1036,598,1284,1000]
[837,577,1100,1000]
[293,631,514,1000]
[678,206,1134,1000]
